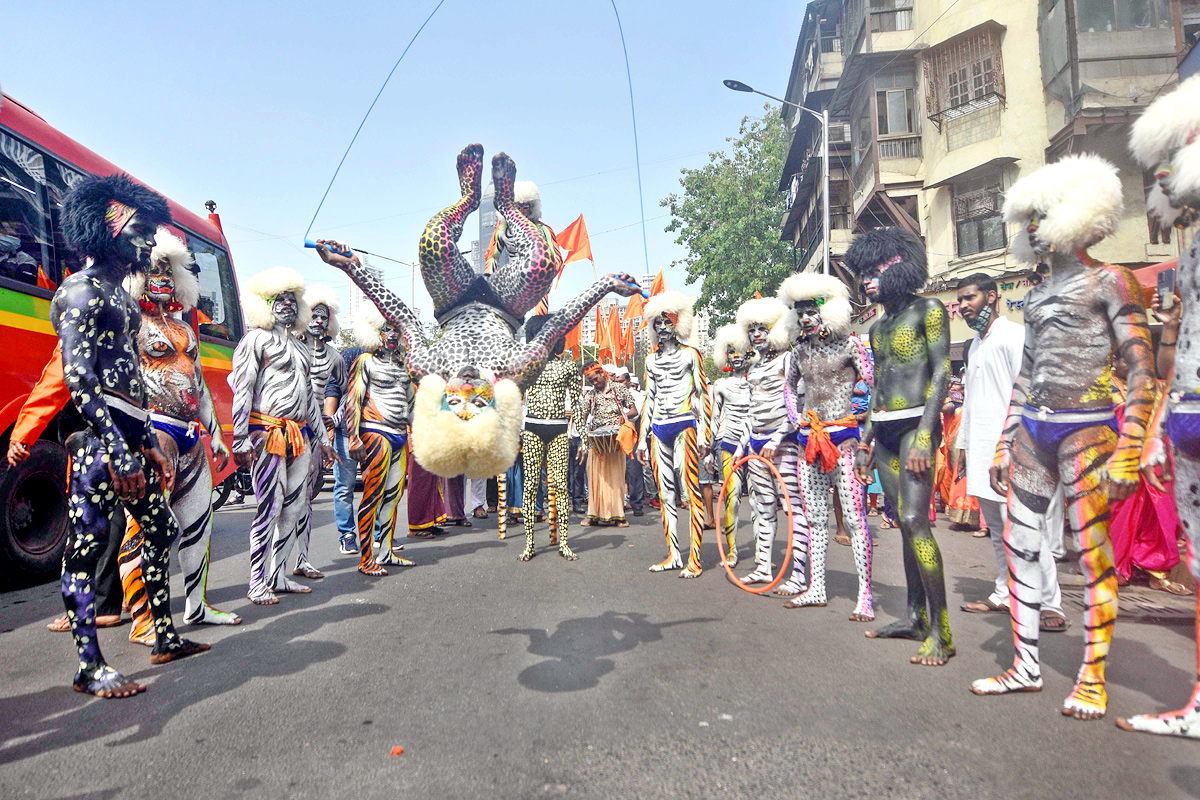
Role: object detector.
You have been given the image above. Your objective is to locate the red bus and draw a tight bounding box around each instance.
[0,91,244,586]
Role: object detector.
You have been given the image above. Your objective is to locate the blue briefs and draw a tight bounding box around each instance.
[1166,393,1200,461]
[1020,405,1117,453]
[652,416,695,447]
[151,413,202,453]
[361,421,409,451]
[796,425,860,449]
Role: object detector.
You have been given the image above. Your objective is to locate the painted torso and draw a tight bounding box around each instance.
[868,296,948,413]
[1173,239,1200,396]
[137,309,202,422]
[238,327,314,421]
[525,356,581,422]
[794,335,860,421]
[745,350,789,437]
[357,352,412,430]
[645,344,702,421]
[713,373,750,444]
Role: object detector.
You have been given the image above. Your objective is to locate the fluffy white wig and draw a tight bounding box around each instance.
[777,273,853,337]
[643,290,697,346]
[514,180,542,222]
[353,301,386,351]
[241,266,311,333]
[124,228,201,312]
[1130,75,1200,169]
[712,323,751,371]
[303,283,341,339]
[735,296,795,351]
[1002,153,1122,263]
[410,374,523,479]
[1146,182,1186,229]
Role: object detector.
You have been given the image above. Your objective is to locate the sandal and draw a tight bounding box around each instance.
[834,532,851,546]
[1148,576,1192,596]
[960,599,1008,614]
[1040,610,1070,632]
[973,529,990,538]
[472,507,488,520]
[407,529,437,539]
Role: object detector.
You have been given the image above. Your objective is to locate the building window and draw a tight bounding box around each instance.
[1077,0,1172,32]
[953,179,1006,257]
[869,0,913,32]
[923,25,1005,125]
[877,88,917,135]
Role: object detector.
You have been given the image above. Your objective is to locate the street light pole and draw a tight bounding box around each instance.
[724,79,830,275]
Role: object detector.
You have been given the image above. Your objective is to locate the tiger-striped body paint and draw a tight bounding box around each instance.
[293,327,346,577]
[639,332,711,577]
[346,343,413,573]
[229,311,328,603]
[972,253,1156,719]
[712,366,751,567]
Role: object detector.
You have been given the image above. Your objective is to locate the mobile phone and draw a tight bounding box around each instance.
[1158,267,1176,309]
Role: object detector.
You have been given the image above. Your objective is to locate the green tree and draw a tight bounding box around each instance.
[662,104,793,329]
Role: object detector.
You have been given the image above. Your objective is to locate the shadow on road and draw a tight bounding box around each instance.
[1173,766,1200,799]
[492,611,716,693]
[0,601,387,766]
[567,533,626,554]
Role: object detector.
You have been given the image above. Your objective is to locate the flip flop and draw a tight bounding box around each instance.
[973,529,990,538]
[1040,610,1070,632]
[960,599,1008,614]
[1148,577,1192,596]
[407,529,436,539]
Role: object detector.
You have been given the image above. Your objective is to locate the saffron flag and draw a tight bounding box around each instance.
[607,305,623,364]
[594,305,609,360]
[649,270,665,297]
[754,290,763,299]
[622,316,635,359]
[564,321,581,357]
[36,266,56,291]
[555,215,593,265]
[624,292,644,322]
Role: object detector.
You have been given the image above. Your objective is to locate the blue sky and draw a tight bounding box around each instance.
[2,1,803,322]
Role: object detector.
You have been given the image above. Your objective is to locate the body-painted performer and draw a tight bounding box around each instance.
[969,154,1155,716]
[346,303,413,573]
[733,297,809,595]
[53,174,209,697]
[709,323,754,568]
[778,273,874,620]
[847,227,954,666]
[291,284,346,579]
[229,267,334,605]
[313,144,639,479]
[1118,74,1200,739]
[636,291,711,577]
[519,314,582,561]
[117,230,241,645]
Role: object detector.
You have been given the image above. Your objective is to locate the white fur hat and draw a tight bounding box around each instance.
[736,296,794,351]
[303,283,341,339]
[642,290,697,346]
[124,227,201,313]
[1130,76,1200,168]
[241,266,311,333]
[353,301,387,351]
[410,375,523,479]
[712,323,751,371]
[514,180,542,222]
[777,272,853,337]
[1002,153,1122,262]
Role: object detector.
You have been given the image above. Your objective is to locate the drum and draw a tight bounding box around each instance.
[589,426,620,454]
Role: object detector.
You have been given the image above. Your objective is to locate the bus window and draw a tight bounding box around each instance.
[45,157,86,282]
[0,130,53,289]
[189,238,243,342]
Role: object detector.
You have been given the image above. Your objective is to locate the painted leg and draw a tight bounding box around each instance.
[865,441,932,644]
[838,446,874,621]
[719,449,740,567]
[174,445,241,625]
[741,456,779,584]
[776,441,810,594]
[971,426,1053,695]
[520,431,544,561]
[1117,451,1200,737]
[1061,425,1120,720]
[497,471,508,539]
[548,433,576,559]
[488,153,558,317]
[419,143,483,314]
[118,513,155,645]
[650,434,684,571]
[268,449,315,592]
[375,436,413,568]
[292,457,325,579]
[356,432,390,575]
[784,460,831,606]
[247,437,284,604]
[62,433,144,697]
[678,426,704,578]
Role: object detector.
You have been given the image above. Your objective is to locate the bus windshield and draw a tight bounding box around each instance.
[188,236,243,343]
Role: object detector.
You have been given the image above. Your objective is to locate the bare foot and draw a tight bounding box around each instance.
[865,619,928,641]
[650,556,683,572]
[149,639,212,665]
[73,665,146,699]
[849,611,875,622]
[358,563,388,577]
[272,577,313,594]
[129,627,156,647]
[248,588,278,605]
[293,564,324,579]
[679,566,702,579]
[739,570,772,586]
[909,637,955,666]
[1062,684,1107,720]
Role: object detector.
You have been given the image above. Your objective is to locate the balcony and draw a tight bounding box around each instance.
[877,134,922,160]
[796,204,853,271]
[842,0,913,57]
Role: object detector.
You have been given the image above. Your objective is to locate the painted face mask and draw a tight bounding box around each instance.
[442,378,495,420]
[308,304,330,338]
[271,291,299,327]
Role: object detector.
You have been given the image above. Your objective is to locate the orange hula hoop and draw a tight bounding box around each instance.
[714,452,796,594]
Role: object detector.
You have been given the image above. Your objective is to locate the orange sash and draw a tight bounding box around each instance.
[801,410,858,472]
[249,411,307,457]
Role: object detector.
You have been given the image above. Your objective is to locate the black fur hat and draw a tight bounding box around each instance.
[844,227,927,299]
[525,313,565,356]
[62,173,171,259]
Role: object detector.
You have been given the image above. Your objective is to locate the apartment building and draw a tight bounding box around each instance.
[780,0,1186,343]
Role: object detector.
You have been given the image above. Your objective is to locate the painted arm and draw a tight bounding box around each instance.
[711,381,727,444]
[1105,266,1157,497]
[567,360,582,421]
[345,354,369,447]
[851,334,873,388]
[783,347,803,426]
[911,299,951,474]
[51,281,141,477]
[637,356,657,455]
[228,329,265,455]
[508,274,639,389]
[578,387,596,452]
[990,331,1032,496]
[853,327,883,484]
[314,242,432,377]
[192,346,228,462]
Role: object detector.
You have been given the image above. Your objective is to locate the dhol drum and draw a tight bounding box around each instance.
[588,425,621,455]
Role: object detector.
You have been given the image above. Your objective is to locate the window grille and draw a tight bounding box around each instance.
[923,25,1005,126]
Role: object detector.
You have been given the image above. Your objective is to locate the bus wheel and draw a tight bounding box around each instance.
[0,439,69,588]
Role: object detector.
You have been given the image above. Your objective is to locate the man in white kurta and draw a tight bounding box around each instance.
[955,275,1065,623]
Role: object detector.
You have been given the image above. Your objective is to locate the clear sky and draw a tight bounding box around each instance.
[1,1,804,323]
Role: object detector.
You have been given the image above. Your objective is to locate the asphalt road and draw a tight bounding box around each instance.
[0,493,1197,799]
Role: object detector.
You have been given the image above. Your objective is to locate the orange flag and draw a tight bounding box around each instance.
[622,316,635,359]
[607,305,623,363]
[555,214,593,265]
[594,305,609,359]
[564,321,581,357]
[754,290,763,299]
[624,292,644,322]
[36,266,56,291]
[649,270,665,297]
